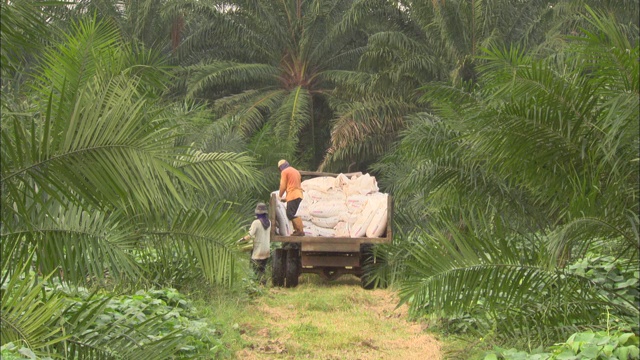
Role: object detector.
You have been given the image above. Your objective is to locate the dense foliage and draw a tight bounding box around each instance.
[1,2,262,357]
[487,331,639,359]
[2,282,228,359]
[1,1,639,358]
[171,0,417,171]
[374,5,639,348]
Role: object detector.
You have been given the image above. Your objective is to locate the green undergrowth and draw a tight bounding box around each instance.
[436,331,640,360]
[1,279,249,360]
[485,331,639,360]
[414,251,640,360]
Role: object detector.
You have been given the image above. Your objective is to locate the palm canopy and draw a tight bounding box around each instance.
[1,8,269,356]
[373,8,639,343]
[176,0,411,171]
[1,16,263,287]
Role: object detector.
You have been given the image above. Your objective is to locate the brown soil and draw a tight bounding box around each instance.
[235,277,442,360]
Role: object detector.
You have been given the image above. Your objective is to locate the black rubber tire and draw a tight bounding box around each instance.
[284,248,300,288]
[272,249,286,287]
[360,244,375,290]
[360,272,375,290]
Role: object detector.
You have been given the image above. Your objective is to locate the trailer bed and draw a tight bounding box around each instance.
[269,192,393,244]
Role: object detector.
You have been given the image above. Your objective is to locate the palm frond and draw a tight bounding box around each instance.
[318,70,380,96]
[147,204,245,287]
[176,1,281,63]
[186,62,279,99]
[172,104,248,153]
[548,216,640,266]
[1,75,184,213]
[33,18,123,105]
[215,89,288,137]
[399,219,637,342]
[0,1,65,75]
[319,97,413,171]
[176,150,263,198]
[271,86,312,154]
[1,202,142,285]
[1,264,67,356]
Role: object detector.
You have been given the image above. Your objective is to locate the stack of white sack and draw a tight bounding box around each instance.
[271,191,293,236]
[294,173,388,238]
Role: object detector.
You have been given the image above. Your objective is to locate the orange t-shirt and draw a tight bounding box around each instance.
[279,166,303,201]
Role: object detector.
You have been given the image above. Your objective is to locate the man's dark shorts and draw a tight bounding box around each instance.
[286,198,302,220]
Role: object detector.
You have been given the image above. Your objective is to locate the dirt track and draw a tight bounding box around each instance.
[235,276,442,360]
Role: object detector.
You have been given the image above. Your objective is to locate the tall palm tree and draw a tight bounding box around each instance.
[311,0,561,170]
[377,0,561,86]
[374,7,639,343]
[304,0,638,171]
[1,13,262,356]
[176,0,411,171]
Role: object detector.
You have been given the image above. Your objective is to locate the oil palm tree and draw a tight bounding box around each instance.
[374,7,639,343]
[306,0,638,171]
[374,0,563,86]
[309,0,559,170]
[1,13,262,356]
[176,0,412,171]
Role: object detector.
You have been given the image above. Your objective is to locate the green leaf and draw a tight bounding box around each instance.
[618,333,637,346]
[579,345,600,358]
[554,350,579,360]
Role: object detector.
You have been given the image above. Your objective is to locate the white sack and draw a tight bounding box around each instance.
[316,226,336,237]
[349,193,386,237]
[295,197,313,221]
[302,220,319,237]
[272,191,292,236]
[301,176,336,192]
[345,174,379,196]
[311,216,340,229]
[346,194,369,213]
[334,221,350,237]
[366,207,387,238]
[334,173,351,190]
[306,189,346,203]
[308,200,348,218]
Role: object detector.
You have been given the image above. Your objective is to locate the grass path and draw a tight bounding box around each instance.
[232,274,442,359]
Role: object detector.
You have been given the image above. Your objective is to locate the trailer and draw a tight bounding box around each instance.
[269,171,393,289]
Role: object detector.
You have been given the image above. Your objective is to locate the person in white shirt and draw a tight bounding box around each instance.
[240,202,271,285]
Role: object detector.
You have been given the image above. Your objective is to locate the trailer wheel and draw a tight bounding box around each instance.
[284,248,300,288]
[272,249,286,287]
[360,272,375,290]
[360,244,375,289]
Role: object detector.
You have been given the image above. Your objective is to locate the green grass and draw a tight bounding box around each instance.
[181,273,444,359]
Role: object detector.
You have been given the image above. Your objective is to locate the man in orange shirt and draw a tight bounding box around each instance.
[278,159,305,236]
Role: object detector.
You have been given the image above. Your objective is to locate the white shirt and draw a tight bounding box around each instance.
[249,218,271,260]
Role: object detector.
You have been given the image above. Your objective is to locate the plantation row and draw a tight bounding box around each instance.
[1,1,638,359]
